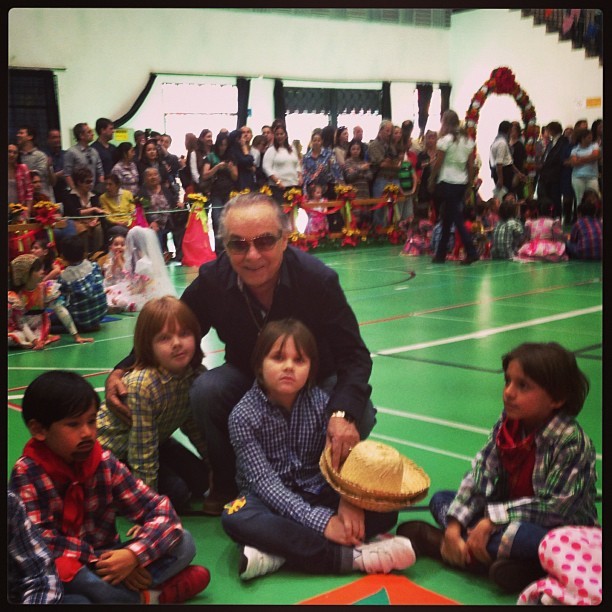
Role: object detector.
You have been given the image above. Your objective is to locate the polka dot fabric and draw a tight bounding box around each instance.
[518,526,602,605]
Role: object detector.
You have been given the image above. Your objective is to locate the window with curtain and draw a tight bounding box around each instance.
[283,86,382,150]
[162,82,238,144]
[8,68,60,145]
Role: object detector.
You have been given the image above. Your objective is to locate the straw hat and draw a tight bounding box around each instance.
[320,440,430,512]
[10,254,39,288]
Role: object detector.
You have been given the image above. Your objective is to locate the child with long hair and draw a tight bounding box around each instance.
[31,238,63,282]
[221,318,415,580]
[97,296,209,512]
[398,342,598,593]
[8,253,93,349]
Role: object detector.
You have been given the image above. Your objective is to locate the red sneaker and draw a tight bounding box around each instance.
[158,565,210,604]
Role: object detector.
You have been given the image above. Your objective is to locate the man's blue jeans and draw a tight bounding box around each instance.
[221,486,397,574]
[61,530,196,603]
[189,364,377,498]
[429,490,549,560]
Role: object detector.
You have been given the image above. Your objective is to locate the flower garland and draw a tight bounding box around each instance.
[334,184,357,228]
[465,66,538,177]
[32,200,61,245]
[9,202,28,224]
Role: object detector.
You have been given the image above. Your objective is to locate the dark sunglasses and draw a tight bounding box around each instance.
[226,233,282,254]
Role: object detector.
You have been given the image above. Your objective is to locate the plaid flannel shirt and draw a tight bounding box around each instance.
[447,412,598,552]
[59,260,107,329]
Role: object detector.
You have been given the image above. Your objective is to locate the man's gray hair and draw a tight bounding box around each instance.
[218,192,289,242]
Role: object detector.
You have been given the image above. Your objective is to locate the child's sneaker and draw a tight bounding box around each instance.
[356,535,416,574]
[158,565,210,603]
[239,546,285,581]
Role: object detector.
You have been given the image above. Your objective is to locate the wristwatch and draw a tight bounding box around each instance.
[330,410,355,424]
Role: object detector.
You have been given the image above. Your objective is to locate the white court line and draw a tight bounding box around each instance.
[8,367,112,371]
[374,306,602,356]
[377,406,490,435]
[375,406,603,462]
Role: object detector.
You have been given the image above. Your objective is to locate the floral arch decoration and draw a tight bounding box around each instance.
[465,67,538,176]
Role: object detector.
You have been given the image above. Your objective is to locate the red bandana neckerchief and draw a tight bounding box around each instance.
[23,438,103,535]
[496,416,536,499]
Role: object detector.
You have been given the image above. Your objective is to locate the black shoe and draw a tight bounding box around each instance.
[431,256,446,264]
[460,254,479,265]
[489,558,545,593]
[396,521,443,560]
[202,491,234,516]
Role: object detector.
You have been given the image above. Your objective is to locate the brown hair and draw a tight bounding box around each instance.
[251,319,319,391]
[133,296,203,370]
[502,342,589,416]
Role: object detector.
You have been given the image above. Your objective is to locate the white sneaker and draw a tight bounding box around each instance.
[239,546,286,581]
[357,535,416,574]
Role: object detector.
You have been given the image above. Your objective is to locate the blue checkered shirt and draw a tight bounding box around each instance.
[447,412,598,555]
[229,383,334,534]
[59,260,107,329]
[7,489,63,604]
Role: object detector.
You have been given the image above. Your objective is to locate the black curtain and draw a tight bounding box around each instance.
[273,79,286,123]
[439,83,451,118]
[416,83,433,137]
[381,82,392,119]
[236,77,250,129]
[113,73,157,128]
[8,68,60,145]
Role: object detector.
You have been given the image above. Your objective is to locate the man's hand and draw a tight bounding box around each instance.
[326,416,360,471]
[105,369,131,425]
[337,498,365,545]
[94,548,139,585]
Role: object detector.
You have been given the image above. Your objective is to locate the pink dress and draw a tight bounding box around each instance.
[518,526,602,605]
[515,217,567,262]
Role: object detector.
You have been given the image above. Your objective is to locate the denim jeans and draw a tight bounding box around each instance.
[429,490,549,561]
[221,487,397,574]
[372,176,399,227]
[434,182,478,260]
[189,364,377,498]
[61,529,196,603]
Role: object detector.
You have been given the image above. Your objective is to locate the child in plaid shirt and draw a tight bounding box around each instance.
[56,234,107,332]
[9,370,210,604]
[97,296,210,512]
[397,342,598,593]
[491,195,525,259]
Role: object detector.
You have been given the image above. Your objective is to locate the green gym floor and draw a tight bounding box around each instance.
[7,243,602,606]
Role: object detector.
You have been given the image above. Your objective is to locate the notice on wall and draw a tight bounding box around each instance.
[585,97,602,108]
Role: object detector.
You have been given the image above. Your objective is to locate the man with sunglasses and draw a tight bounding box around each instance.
[105,193,376,515]
[64,122,105,193]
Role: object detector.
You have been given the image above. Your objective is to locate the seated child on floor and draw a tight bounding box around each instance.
[31,238,63,282]
[397,342,598,594]
[9,370,210,605]
[8,253,93,349]
[221,318,422,580]
[565,191,602,260]
[515,198,567,262]
[56,235,107,332]
[491,195,525,259]
[97,296,210,512]
[104,225,177,312]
